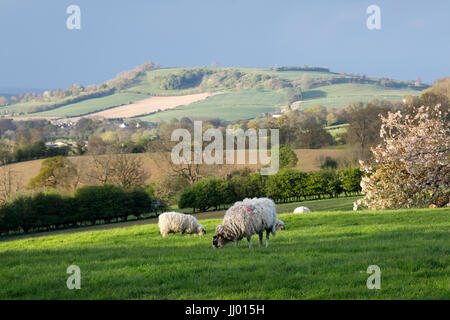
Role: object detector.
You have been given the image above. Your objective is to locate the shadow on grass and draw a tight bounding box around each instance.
[302,90,327,100]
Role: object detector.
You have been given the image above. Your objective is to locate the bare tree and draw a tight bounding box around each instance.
[85,155,115,185]
[0,160,22,203]
[86,154,149,190]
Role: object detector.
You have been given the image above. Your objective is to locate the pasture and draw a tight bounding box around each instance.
[87,92,219,119]
[33,93,149,117]
[297,83,420,110]
[0,203,448,300]
[138,89,287,121]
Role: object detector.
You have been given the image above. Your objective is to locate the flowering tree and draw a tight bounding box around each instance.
[355,105,449,210]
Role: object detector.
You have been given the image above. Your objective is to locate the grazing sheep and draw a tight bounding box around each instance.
[275,218,285,231]
[293,206,310,214]
[158,212,206,237]
[213,197,278,249]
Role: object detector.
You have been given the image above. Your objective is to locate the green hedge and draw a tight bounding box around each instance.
[0,185,159,235]
[179,168,363,212]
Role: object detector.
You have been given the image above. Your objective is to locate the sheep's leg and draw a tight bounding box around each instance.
[258,233,263,248]
[235,241,239,247]
[247,236,252,248]
[266,230,270,248]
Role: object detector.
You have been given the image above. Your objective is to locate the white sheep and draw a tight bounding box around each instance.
[212,197,278,249]
[275,218,285,231]
[158,211,206,237]
[234,197,278,234]
[293,206,310,214]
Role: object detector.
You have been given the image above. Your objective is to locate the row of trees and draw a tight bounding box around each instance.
[178,167,362,212]
[0,185,159,235]
[1,140,70,164]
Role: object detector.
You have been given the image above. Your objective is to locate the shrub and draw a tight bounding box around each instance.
[74,185,132,224]
[178,167,361,210]
[0,185,156,235]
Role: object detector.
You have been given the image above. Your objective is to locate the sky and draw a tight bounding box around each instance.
[0,0,449,90]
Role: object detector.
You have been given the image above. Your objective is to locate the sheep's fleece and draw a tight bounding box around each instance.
[233,197,278,235]
[293,206,310,213]
[158,211,205,237]
[214,198,278,246]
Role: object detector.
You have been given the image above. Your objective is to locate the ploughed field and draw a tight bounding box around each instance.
[0,200,448,299]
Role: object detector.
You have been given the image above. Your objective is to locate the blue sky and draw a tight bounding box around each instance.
[0,0,449,89]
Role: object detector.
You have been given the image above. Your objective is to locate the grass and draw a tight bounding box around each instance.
[233,67,336,80]
[125,67,336,96]
[172,196,359,215]
[326,124,348,138]
[138,89,288,121]
[275,196,359,213]
[33,93,149,117]
[298,83,420,110]
[0,200,448,300]
[124,67,208,96]
[0,98,64,115]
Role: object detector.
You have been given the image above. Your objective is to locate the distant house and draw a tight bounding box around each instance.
[272,112,283,118]
[45,141,68,149]
[119,123,128,128]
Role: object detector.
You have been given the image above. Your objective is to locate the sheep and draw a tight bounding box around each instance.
[158,211,206,237]
[212,197,278,249]
[275,218,285,231]
[293,206,310,214]
[234,197,278,234]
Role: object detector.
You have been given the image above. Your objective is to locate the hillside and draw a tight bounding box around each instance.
[0,205,448,299]
[1,66,425,122]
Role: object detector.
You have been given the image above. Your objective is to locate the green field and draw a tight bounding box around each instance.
[137,89,287,121]
[125,67,336,95]
[0,98,63,115]
[1,198,448,300]
[227,67,337,80]
[297,83,420,110]
[124,67,208,96]
[325,124,349,138]
[34,93,149,117]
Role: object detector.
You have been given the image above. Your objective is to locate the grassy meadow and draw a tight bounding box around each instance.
[0,199,448,300]
[33,93,149,117]
[138,89,287,121]
[297,83,420,111]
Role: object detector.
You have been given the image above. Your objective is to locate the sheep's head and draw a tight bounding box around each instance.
[197,225,206,235]
[276,220,285,231]
[212,225,231,249]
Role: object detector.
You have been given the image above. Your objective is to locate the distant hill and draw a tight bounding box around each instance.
[0,64,428,122]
